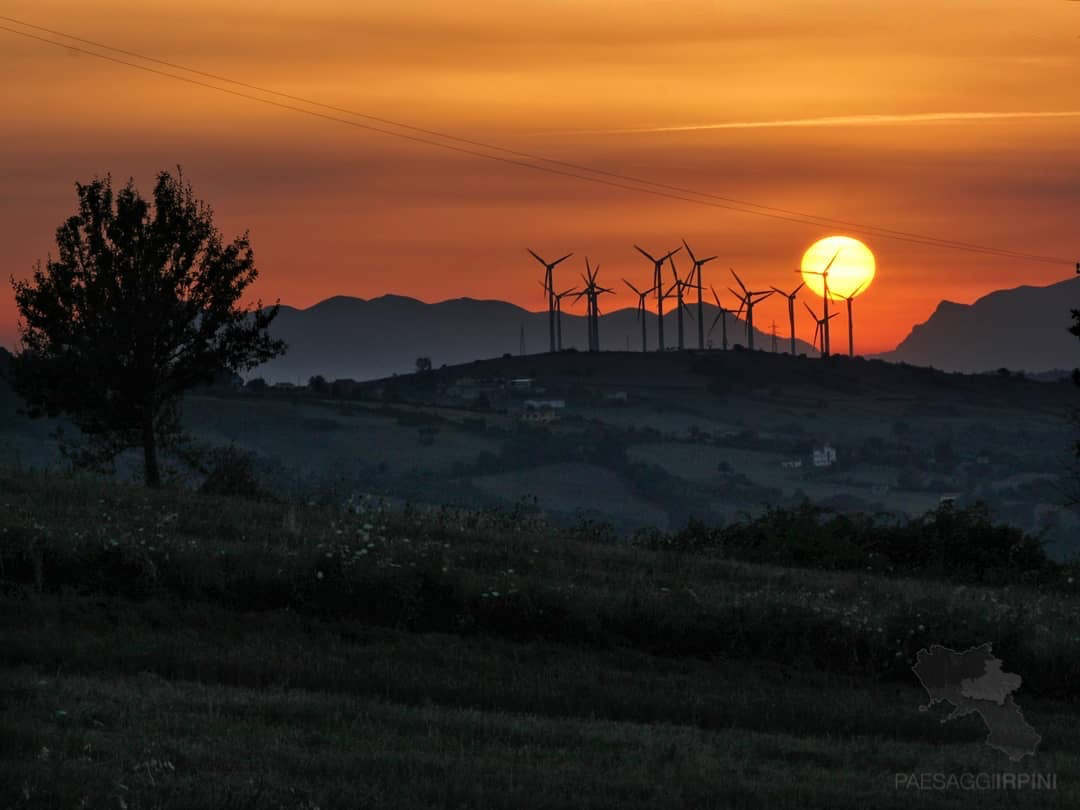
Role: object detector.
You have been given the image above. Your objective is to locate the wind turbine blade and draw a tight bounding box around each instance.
[822,249,842,274]
[660,247,682,263]
[710,285,722,307]
[727,286,744,302]
[709,312,723,332]
[668,256,680,284]
[701,255,718,264]
[792,281,806,296]
[552,252,573,267]
[681,239,697,264]
[770,286,788,297]
[634,245,657,263]
[730,268,748,294]
[803,301,817,319]
[623,278,642,296]
[527,248,547,266]
[849,280,867,298]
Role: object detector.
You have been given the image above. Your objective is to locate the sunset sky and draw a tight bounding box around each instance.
[2,0,1078,354]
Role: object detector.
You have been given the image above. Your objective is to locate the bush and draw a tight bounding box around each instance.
[199,446,274,501]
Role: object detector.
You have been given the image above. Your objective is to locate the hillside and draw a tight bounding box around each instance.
[2,347,1078,556]
[882,276,1080,373]
[255,294,817,383]
[2,470,1078,809]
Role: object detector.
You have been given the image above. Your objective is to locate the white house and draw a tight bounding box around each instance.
[780,459,803,469]
[812,444,837,467]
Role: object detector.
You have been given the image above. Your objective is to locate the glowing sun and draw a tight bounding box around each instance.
[800,236,875,299]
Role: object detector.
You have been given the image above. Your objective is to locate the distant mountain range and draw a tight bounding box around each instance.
[880,276,1080,374]
[255,295,817,383]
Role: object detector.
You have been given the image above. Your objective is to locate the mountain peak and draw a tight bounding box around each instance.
[882,276,1080,373]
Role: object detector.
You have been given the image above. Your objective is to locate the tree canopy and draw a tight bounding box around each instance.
[10,168,286,486]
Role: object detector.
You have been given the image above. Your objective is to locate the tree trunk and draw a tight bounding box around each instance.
[142,406,161,487]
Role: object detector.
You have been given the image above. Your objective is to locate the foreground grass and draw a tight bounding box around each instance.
[2,468,1079,808]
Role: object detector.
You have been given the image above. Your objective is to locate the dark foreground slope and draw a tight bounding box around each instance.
[2,470,1078,809]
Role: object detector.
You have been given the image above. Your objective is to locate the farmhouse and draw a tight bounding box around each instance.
[812,444,837,467]
[780,459,803,469]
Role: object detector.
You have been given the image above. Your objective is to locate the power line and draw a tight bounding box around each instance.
[0,16,1074,267]
[0,14,1065,261]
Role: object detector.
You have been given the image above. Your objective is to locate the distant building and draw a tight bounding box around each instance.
[939,493,961,506]
[780,459,803,469]
[812,444,837,467]
[604,391,629,403]
[509,378,534,390]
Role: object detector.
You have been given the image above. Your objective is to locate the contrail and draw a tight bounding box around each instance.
[550,111,1080,135]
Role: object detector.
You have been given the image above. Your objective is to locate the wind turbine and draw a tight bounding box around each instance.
[708,285,743,351]
[573,258,613,352]
[665,255,696,350]
[528,248,573,353]
[682,239,718,350]
[634,244,681,351]
[623,278,656,353]
[729,269,773,351]
[799,249,841,357]
[830,281,867,357]
[540,281,578,351]
[770,281,806,355]
[804,301,839,357]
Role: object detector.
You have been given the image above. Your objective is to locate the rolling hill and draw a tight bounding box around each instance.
[254,295,818,383]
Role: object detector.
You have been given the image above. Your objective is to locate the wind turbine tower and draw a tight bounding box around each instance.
[709,285,742,351]
[770,281,806,355]
[574,258,613,352]
[800,249,841,357]
[804,301,838,357]
[623,278,656,353]
[528,248,573,353]
[832,281,867,357]
[682,239,718,350]
[666,255,696,351]
[729,269,773,351]
[634,244,681,351]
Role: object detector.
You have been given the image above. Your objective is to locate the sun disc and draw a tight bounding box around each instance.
[800,236,875,300]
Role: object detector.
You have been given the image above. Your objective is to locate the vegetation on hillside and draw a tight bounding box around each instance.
[2,468,1079,808]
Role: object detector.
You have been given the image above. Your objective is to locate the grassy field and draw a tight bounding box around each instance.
[2,468,1079,808]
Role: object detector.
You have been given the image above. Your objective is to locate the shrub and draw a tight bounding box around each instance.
[199,446,274,501]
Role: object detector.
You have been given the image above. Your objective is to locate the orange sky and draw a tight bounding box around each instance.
[2,0,1078,354]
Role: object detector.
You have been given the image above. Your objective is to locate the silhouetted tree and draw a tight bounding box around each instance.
[415,356,432,373]
[308,374,329,394]
[10,169,285,487]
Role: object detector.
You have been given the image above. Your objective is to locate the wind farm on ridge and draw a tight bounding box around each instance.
[533,235,875,359]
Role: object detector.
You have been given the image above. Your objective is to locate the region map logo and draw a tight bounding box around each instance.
[911,642,1040,761]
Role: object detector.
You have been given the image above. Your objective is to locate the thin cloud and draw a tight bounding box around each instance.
[549,111,1080,135]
